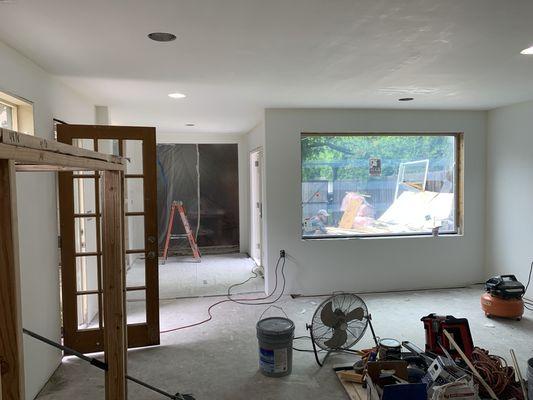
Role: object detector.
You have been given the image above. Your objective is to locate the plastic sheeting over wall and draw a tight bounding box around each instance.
[157,143,240,254]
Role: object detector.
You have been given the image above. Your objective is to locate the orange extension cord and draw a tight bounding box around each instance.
[471,347,524,399]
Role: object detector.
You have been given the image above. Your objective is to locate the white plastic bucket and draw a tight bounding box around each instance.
[256,317,294,377]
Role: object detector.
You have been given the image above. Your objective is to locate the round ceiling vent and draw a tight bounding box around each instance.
[147,32,177,42]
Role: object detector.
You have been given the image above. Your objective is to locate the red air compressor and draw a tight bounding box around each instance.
[421,314,474,360]
[481,275,525,320]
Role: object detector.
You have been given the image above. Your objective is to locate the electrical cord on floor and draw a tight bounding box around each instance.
[227,255,286,305]
[292,336,318,353]
[160,254,286,334]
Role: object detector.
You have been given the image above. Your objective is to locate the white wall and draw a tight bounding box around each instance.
[245,123,267,266]
[263,108,487,295]
[156,132,249,254]
[247,122,265,153]
[486,101,533,294]
[0,41,94,398]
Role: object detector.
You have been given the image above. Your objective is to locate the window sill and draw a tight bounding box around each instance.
[302,232,463,241]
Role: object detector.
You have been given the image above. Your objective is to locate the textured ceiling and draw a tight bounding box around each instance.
[1,0,533,134]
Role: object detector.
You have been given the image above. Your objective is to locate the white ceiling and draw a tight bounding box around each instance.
[1,0,533,134]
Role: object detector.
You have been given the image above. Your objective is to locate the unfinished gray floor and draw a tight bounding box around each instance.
[36,286,533,400]
[128,253,263,299]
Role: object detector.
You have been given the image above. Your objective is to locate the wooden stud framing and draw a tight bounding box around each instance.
[102,170,127,400]
[0,160,25,400]
[0,131,127,400]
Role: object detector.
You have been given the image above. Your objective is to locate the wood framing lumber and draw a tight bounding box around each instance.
[443,329,497,399]
[0,160,25,400]
[0,128,122,164]
[0,143,123,172]
[101,170,127,400]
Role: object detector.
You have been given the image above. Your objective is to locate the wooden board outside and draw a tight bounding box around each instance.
[338,198,363,229]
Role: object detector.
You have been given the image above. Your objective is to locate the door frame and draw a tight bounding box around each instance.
[58,125,159,353]
[249,147,264,266]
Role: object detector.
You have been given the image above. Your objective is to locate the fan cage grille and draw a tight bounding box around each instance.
[310,293,369,350]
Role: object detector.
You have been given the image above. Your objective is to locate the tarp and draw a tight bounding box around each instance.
[157,144,240,253]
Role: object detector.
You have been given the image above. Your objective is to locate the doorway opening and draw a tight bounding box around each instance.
[250,148,263,268]
[153,143,264,299]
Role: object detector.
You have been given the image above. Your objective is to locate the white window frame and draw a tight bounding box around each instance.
[0,98,18,131]
[300,132,464,240]
[0,90,34,135]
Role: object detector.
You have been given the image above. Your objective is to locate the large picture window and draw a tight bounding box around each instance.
[301,133,462,239]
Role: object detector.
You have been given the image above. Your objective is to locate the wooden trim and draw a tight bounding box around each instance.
[125,211,145,217]
[0,160,25,400]
[74,213,99,218]
[57,124,155,140]
[126,286,147,292]
[456,133,465,234]
[126,249,145,255]
[58,170,79,344]
[0,143,124,171]
[1,128,122,164]
[102,170,127,400]
[141,131,160,344]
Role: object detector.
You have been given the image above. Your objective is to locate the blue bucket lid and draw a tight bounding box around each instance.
[256,317,295,336]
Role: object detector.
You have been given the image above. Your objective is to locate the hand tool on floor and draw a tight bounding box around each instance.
[23,329,195,400]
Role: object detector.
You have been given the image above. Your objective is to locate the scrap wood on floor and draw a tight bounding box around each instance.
[336,371,366,400]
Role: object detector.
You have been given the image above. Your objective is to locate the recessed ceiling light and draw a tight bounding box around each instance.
[520,45,533,55]
[148,32,177,42]
[185,123,195,127]
[168,93,186,99]
[398,97,414,102]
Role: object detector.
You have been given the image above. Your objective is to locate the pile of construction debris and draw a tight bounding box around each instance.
[334,314,529,400]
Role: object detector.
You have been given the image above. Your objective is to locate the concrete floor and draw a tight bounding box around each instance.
[37,286,533,400]
[128,253,263,299]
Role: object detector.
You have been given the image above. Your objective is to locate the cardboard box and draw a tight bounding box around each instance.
[366,361,427,400]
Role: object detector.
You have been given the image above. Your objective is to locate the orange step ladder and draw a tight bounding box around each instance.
[162,201,201,264]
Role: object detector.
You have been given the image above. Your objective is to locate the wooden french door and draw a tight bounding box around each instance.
[57,125,159,353]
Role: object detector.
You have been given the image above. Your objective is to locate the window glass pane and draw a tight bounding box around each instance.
[0,103,13,129]
[301,134,457,238]
[73,177,96,215]
[74,216,98,253]
[76,255,99,292]
[77,294,100,330]
[125,178,144,212]
[126,215,145,250]
[126,290,146,324]
[97,139,120,156]
[124,140,143,174]
[126,256,145,288]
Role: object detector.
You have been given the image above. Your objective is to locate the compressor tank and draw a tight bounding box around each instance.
[481,292,524,320]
